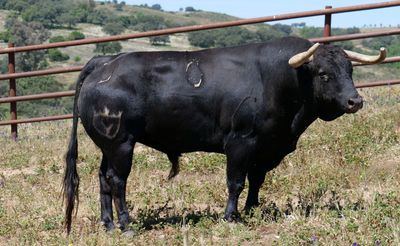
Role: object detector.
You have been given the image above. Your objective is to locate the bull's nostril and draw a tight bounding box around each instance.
[346,96,363,113]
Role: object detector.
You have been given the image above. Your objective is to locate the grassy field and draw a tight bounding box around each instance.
[0,84,399,245]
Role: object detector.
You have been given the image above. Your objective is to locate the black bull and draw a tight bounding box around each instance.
[63,36,377,233]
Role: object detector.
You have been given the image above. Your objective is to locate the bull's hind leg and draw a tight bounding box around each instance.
[99,153,115,230]
[103,137,135,232]
[167,153,180,180]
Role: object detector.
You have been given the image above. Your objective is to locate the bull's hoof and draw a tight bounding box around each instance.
[244,203,260,215]
[122,229,136,237]
[101,221,116,232]
[223,213,242,223]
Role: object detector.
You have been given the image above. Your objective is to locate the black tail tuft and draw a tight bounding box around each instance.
[62,63,94,234]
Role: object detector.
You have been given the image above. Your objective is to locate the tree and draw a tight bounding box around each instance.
[188,30,215,48]
[272,24,292,35]
[102,21,125,35]
[48,49,70,61]
[57,12,78,28]
[6,17,50,71]
[21,0,70,28]
[185,6,196,12]
[94,42,122,55]
[16,76,71,117]
[0,30,11,42]
[151,4,162,11]
[188,27,260,48]
[87,9,110,25]
[298,26,323,39]
[255,25,285,42]
[68,31,85,40]
[134,13,167,31]
[4,0,29,12]
[115,3,124,11]
[49,35,67,43]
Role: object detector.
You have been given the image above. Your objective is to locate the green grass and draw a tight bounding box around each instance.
[0,87,399,245]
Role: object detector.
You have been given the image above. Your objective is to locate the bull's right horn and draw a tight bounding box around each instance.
[288,43,320,68]
[344,47,386,64]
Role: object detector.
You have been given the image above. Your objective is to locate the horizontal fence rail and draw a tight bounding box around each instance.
[0,66,83,80]
[0,91,75,103]
[0,1,400,138]
[0,114,73,126]
[310,28,400,43]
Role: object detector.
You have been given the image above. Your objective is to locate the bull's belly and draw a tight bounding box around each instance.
[137,125,225,154]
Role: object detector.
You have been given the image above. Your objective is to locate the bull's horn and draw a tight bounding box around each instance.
[288,43,320,68]
[344,47,386,64]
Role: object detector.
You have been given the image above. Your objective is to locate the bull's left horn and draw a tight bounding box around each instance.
[288,43,320,68]
[344,47,386,64]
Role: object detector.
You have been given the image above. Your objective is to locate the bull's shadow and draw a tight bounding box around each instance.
[127,201,221,230]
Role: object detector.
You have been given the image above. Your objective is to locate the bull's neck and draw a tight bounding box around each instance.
[290,103,317,139]
[290,66,318,138]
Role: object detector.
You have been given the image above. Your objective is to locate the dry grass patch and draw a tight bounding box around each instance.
[0,88,399,245]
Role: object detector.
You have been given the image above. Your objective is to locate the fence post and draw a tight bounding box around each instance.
[324,6,332,43]
[8,42,17,140]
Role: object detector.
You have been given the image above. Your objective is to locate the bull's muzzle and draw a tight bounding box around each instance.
[346,95,363,113]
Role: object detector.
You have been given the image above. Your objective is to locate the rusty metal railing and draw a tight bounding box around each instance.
[1,1,400,139]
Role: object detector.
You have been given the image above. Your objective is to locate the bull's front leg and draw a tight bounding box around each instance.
[224,135,257,222]
[245,165,268,211]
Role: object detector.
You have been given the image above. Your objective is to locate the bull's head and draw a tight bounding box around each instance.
[289,43,386,121]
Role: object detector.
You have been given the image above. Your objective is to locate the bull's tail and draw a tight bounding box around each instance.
[62,62,95,234]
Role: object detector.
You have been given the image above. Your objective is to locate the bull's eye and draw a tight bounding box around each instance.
[319,72,329,82]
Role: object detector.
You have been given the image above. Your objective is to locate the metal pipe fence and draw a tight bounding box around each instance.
[1,1,400,139]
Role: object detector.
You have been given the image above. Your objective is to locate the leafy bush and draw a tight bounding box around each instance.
[2,76,72,118]
[185,6,196,12]
[0,30,12,42]
[94,42,122,55]
[188,25,286,48]
[49,35,67,43]
[86,9,110,25]
[102,22,125,35]
[6,17,50,71]
[48,49,69,62]
[298,26,323,39]
[68,31,85,40]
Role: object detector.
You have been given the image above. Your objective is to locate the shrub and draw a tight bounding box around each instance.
[102,22,125,35]
[0,30,12,42]
[16,76,72,117]
[49,35,66,43]
[68,31,85,40]
[94,42,122,55]
[48,49,69,61]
